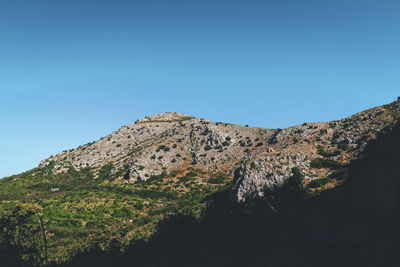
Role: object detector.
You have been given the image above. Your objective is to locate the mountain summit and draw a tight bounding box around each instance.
[39,98,400,201]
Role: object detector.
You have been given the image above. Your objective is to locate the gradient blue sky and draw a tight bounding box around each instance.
[1,0,399,178]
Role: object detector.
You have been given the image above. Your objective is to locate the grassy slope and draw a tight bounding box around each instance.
[0,163,231,263]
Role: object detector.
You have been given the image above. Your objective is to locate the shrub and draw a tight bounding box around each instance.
[208,174,227,184]
[180,175,195,182]
[328,168,349,180]
[135,200,144,210]
[308,178,331,188]
[204,145,212,151]
[98,164,114,180]
[317,145,341,157]
[310,158,345,169]
[337,142,349,150]
[158,145,170,152]
[333,131,342,138]
[186,172,197,177]
[272,167,306,194]
[142,173,166,185]
[222,141,230,147]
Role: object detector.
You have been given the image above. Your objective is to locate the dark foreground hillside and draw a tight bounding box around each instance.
[57,123,400,267]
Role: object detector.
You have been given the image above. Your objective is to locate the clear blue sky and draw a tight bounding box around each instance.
[1,0,399,178]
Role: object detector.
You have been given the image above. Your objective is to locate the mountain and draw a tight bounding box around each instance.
[39,99,400,201]
[1,98,400,266]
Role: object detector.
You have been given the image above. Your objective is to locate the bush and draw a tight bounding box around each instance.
[337,142,349,150]
[310,158,345,169]
[308,178,331,188]
[328,168,349,180]
[317,145,341,157]
[135,200,144,210]
[186,172,197,177]
[158,145,170,152]
[204,145,212,151]
[98,164,114,180]
[222,141,230,147]
[180,177,191,183]
[114,207,134,219]
[288,167,304,187]
[208,174,227,184]
[145,174,167,184]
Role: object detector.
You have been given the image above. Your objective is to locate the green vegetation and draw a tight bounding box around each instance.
[317,145,341,157]
[328,167,349,180]
[0,164,232,265]
[208,173,229,184]
[222,141,230,147]
[310,158,345,169]
[204,145,212,151]
[157,145,170,152]
[308,178,331,188]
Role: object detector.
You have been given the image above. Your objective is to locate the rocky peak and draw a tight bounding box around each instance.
[135,112,195,124]
[37,98,400,202]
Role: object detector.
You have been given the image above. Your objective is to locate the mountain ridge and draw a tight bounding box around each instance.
[38,98,400,201]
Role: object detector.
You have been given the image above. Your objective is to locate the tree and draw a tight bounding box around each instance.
[0,206,43,266]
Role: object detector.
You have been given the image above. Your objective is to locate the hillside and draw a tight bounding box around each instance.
[38,99,400,200]
[1,98,400,266]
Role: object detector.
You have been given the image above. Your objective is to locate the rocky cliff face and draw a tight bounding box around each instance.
[39,98,400,202]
